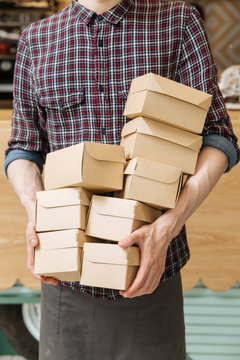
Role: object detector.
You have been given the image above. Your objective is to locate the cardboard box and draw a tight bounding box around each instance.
[44,142,125,192]
[121,116,202,175]
[36,188,92,232]
[80,243,140,290]
[85,195,162,242]
[123,73,212,134]
[34,229,95,281]
[116,157,183,209]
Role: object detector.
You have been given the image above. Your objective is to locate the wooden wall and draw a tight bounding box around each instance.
[181,110,240,291]
[0,115,39,290]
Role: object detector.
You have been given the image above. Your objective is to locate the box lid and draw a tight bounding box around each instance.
[36,188,92,208]
[37,229,92,250]
[90,195,161,223]
[129,73,212,111]
[83,243,140,266]
[84,142,125,164]
[124,157,182,185]
[121,117,202,152]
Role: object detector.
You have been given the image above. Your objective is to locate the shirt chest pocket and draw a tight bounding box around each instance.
[39,90,85,126]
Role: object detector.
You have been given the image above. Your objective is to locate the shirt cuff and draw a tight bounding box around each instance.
[4,149,43,177]
[202,134,238,173]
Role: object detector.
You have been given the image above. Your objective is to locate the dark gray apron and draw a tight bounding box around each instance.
[39,272,186,360]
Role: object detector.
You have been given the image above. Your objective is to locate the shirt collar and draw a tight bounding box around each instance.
[71,0,133,25]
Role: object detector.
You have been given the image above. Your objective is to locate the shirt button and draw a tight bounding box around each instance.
[58,100,63,107]
[97,15,104,21]
[99,85,104,92]
[98,39,103,47]
[100,127,106,135]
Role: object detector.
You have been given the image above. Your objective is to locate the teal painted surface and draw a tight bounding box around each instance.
[183,282,240,360]
[0,281,40,304]
[0,325,18,355]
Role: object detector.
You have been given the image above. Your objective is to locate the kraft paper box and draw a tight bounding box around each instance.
[36,188,92,232]
[121,116,202,175]
[34,229,95,282]
[44,142,125,192]
[85,195,161,242]
[80,243,140,290]
[116,157,183,209]
[123,73,212,134]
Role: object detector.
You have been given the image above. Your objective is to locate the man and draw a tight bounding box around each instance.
[4,0,239,359]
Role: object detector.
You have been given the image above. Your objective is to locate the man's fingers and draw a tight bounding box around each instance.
[29,237,38,247]
[118,231,140,248]
[40,276,59,286]
[26,237,38,271]
[120,247,166,298]
[120,267,160,298]
[120,262,148,297]
[33,273,42,281]
[27,241,35,272]
[26,222,39,274]
[118,235,134,248]
[26,227,39,248]
[26,224,59,286]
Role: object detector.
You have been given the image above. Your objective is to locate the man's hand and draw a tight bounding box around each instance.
[119,211,179,298]
[26,220,59,285]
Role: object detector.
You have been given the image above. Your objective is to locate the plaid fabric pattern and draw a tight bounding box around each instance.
[7,0,239,300]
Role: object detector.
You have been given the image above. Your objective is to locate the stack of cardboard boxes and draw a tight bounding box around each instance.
[34,73,212,290]
[34,142,161,290]
[119,73,212,209]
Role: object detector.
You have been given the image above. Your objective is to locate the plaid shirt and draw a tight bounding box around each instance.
[6,0,239,300]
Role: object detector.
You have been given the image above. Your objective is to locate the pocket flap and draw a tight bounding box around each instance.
[83,243,140,266]
[40,90,85,109]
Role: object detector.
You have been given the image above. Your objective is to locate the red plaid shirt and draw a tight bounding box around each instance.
[7,0,239,300]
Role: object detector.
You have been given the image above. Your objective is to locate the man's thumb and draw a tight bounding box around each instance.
[29,238,38,247]
[118,233,137,248]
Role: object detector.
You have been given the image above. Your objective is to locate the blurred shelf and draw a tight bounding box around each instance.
[0,101,13,111]
[0,84,13,92]
[0,22,21,27]
[0,6,54,11]
[0,55,16,60]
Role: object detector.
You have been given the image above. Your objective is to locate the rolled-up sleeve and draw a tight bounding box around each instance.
[177,5,239,172]
[4,149,43,177]
[202,134,237,172]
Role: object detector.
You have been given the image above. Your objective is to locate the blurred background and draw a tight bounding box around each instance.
[0,1,239,360]
[0,0,59,109]
[185,0,239,71]
[0,0,239,108]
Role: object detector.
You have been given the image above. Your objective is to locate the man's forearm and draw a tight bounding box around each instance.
[7,159,44,221]
[162,146,228,238]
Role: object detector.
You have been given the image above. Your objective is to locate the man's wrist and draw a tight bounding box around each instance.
[153,210,183,244]
[21,194,37,221]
